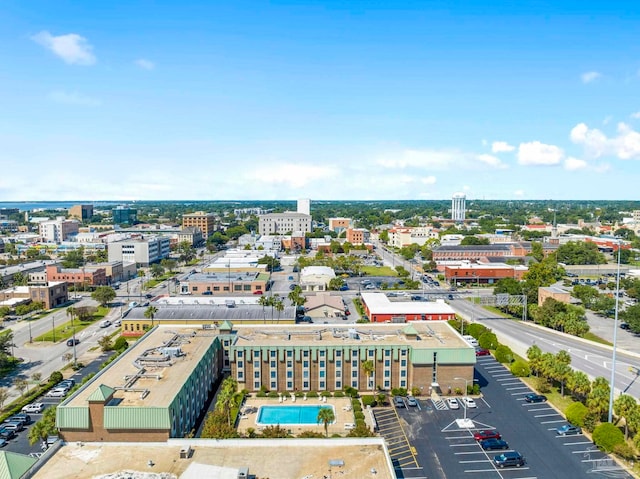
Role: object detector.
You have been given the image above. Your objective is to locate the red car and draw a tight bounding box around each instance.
[253,290,263,295]
[475,348,491,357]
[474,430,501,441]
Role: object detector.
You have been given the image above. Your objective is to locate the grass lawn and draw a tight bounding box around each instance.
[33,306,109,343]
[360,266,398,277]
[520,377,575,415]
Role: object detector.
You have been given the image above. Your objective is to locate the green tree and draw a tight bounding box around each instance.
[91,286,116,307]
[614,394,637,439]
[98,336,113,352]
[273,296,285,322]
[361,360,375,390]
[565,402,589,427]
[526,345,542,376]
[592,422,625,453]
[150,263,165,278]
[257,255,281,272]
[160,258,178,273]
[528,241,545,262]
[144,305,159,327]
[328,277,345,291]
[567,370,591,401]
[478,331,498,350]
[14,378,28,396]
[554,350,572,397]
[587,377,611,421]
[460,236,490,246]
[317,406,336,437]
[0,388,8,409]
[177,241,196,264]
[61,247,85,268]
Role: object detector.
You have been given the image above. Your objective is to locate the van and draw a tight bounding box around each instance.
[463,335,479,347]
[493,451,525,468]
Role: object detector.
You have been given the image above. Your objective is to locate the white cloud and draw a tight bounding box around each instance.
[631,112,640,119]
[564,157,587,171]
[48,90,101,107]
[570,122,640,160]
[514,190,525,197]
[477,154,507,169]
[420,175,436,185]
[581,71,601,84]
[376,149,456,170]
[245,163,338,188]
[491,141,515,153]
[135,59,155,70]
[517,141,564,166]
[31,31,96,65]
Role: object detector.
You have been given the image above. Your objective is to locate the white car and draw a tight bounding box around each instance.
[45,387,69,398]
[22,403,45,414]
[99,320,112,328]
[462,397,477,408]
[446,398,460,410]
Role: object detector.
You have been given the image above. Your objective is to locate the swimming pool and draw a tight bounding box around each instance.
[256,405,335,426]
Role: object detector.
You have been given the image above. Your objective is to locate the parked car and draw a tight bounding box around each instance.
[480,439,509,451]
[557,424,582,436]
[475,348,491,357]
[493,451,525,468]
[364,284,375,290]
[253,290,264,295]
[406,397,418,407]
[461,397,477,408]
[620,322,631,330]
[446,398,459,410]
[22,403,45,414]
[0,438,7,448]
[474,430,501,441]
[524,393,547,403]
[99,320,111,328]
[59,378,76,387]
[66,338,80,346]
[45,387,69,398]
[7,414,31,425]
[3,422,23,432]
[0,429,16,440]
[393,396,406,408]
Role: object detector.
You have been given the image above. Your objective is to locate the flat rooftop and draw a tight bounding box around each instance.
[231,321,469,349]
[127,303,297,322]
[63,327,215,408]
[32,439,395,479]
[361,292,455,315]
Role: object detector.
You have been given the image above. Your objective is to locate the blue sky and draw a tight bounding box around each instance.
[1,0,639,201]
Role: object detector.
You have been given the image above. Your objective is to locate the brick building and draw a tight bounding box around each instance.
[45,265,107,287]
[444,263,528,285]
[182,211,216,239]
[360,293,456,323]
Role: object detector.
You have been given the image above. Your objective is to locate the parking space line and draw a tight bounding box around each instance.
[542,420,567,424]
[496,377,517,382]
[501,382,524,386]
[534,413,561,418]
[528,407,554,411]
[450,443,480,447]
[510,391,532,395]
[564,441,591,445]
[506,386,529,390]
[455,451,487,455]
[464,469,501,474]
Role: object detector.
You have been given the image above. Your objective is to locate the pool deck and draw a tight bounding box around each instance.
[237,395,361,436]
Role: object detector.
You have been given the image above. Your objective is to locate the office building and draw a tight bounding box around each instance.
[182,211,216,239]
[258,212,312,235]
[112,207,138,226]
[108,236,171,266]
[297,198,310,215]
[69,204,94,221]
[451,192,466,222]
[39,217,79,243]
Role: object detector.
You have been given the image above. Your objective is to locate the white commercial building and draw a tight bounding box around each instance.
[297,198,311,215]
[299,266,336,292]
[258,212,312,235]
[38,217,79,243]
[451,193,466,222]
[107,236,171,266]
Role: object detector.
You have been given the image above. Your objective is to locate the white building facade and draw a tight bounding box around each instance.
[451,193,466,222]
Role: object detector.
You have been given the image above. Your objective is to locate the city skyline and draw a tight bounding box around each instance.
[1,1,640,201]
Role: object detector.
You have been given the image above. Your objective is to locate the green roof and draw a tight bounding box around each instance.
[219,320,233,332]
[402,324,419,336]
[104,407,171,430]
[88,384,115,402]
[0,451,37,479]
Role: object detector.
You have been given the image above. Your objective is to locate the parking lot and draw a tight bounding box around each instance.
[370,356,632,479]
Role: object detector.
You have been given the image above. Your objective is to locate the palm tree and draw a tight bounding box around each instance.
[317,407,335,438]
[144,305,158,329]
[614,394,638,439]
[273,297,284,323]
[361,360,375,390]
[258,296,269,324]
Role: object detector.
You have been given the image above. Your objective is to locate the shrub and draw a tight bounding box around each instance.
[494,345,514,364]
[361,395,376,407]
[267,391,279,398]
[613,442,636,460]
[354,411,365,420]
[391,387,408,397]
[470,384,480,395]
[49,371,63,384]
[510,360,531,377]
[333,391,345,398]
[592,423,625,452]
[320,391,332,397]
[352,401,362,411]
[478,331,498,350]
[295,391,304,397]
[565,402,589,427]
[535,377,551,394]
[583,412,598,433]
[466,323,488,339]
[306,391,319,398]
[343,386,358,398]
[256,391,267,398]
[113,337,129,352]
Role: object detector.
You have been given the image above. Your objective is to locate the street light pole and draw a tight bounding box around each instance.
[608,240,622,423]
[455,376,477,421]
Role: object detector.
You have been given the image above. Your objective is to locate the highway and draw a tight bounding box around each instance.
[452,298,640,399]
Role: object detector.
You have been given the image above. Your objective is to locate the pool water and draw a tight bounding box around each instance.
[256,405,335,425]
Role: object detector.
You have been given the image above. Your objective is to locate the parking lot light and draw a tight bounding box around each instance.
[454,377,479,420]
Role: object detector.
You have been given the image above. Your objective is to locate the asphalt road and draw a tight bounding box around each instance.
[451,299,640,400]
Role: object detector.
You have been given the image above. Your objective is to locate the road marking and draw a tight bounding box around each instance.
[528,407,554,411]
[534,413,561,418]
[564,441,591,446]
[497,377,517,382]
[500,382,523,386]
[464,469,502,474]
[459,459,491,463]
[506,386,529,391]
[455,451,487,455]
[511,391,532,395]
[450,443,479,447]
[490,373,513,377]
[542,420,567,424]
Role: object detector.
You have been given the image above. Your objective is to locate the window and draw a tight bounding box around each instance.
[254,381,260,389]
[237,351,243,358]
[319,350,325,357]
[336,351,342,357]
[336,381,342,389]
[320,381,325,389]
[336,360,342,368]
[254,351,260,358]
[319,360,325,368]
[237,371,244,380]
[384,370,390,377]
[303,361,309,368]
[400,370,406,377]
[237,361,243,368]
[352,350,358,357]
[352,360,358,368]
[287,350,293,358]
[319,370,325,378]
[270,350,277,358]
[303,350,309,357]
[270,381,277,389]
[384,359,390,367]
[368,350,374,357]
[352,371,358,378]
[270,371,276,378]
[254,371,260,378]
[287,371,293,378]
[270,361,276,368]
[287,361,293,368]
[253,361,260,368]
[401,359,407,367]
